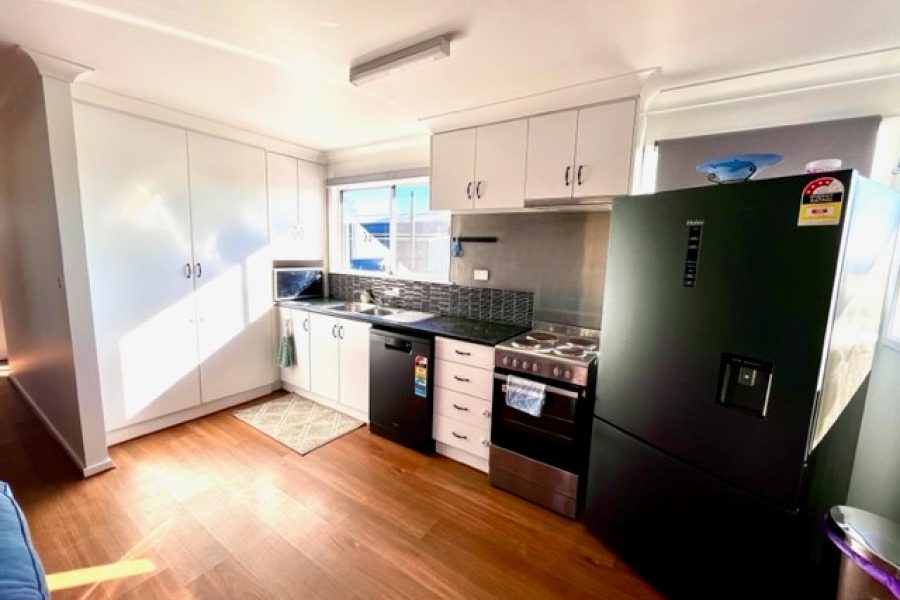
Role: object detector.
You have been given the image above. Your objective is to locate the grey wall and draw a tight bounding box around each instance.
[656,116,881,192]
[451,211,610,328]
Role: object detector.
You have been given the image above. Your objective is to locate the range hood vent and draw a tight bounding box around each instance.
[524,195,614,209]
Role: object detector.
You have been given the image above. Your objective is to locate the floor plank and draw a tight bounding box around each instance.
[0,379,663,599]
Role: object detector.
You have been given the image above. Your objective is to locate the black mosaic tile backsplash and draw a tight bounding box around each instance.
[329,274,533,327]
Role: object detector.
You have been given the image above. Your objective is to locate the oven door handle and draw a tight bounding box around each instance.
[494,373,579,399]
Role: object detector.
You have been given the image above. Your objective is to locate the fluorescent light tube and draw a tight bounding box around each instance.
[350,35,450,85]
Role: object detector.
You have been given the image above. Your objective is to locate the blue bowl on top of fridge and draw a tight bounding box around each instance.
[696,153,783,183]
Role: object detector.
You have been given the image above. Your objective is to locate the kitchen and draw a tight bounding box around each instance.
[1,2,900,599]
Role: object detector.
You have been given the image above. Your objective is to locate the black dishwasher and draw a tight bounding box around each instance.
[369,328,435,454]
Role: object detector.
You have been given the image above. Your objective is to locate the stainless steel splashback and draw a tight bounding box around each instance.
[451,211,610,329]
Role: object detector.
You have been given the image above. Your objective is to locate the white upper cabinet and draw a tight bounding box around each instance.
[267,152,299,259]
[74,103,202,432]
[188,132,275,403]
[472,120,527,209]
[525,110,579,200]
[267,153,325,260]
[297,159,326,259]
[525,99,637,201]
[431,121,527,211]
[431,128,476,211]
[572,100,636,197]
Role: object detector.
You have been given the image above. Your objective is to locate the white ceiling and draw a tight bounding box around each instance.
[1,0,899,151]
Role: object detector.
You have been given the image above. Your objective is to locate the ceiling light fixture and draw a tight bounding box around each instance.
[349,35,450,86]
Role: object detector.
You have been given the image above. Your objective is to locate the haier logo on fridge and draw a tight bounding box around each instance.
[798,177,844,227]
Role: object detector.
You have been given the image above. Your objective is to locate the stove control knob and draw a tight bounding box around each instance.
[552,366,561,378]
[512,358,520,368]
[502,356,511,366]
[563,369,572,379]
[532,363,540,373]
[521,360,530,371]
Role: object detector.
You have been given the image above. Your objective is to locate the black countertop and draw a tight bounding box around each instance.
[278,298,528,346]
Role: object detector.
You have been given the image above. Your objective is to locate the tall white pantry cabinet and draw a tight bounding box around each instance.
[74,103,323,442]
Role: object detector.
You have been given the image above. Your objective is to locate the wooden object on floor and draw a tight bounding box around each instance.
[0,380,662,599]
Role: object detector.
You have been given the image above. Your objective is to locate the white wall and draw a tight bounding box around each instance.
[0,48,110,476]
[325,136,429,180]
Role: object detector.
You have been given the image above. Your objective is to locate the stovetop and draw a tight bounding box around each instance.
[495,322,600,386]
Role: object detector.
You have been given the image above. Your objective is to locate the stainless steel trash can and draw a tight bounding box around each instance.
[825,506,900,599]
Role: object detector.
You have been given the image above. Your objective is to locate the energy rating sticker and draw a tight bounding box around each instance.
[798,176,844,227]
[414,355,428,397]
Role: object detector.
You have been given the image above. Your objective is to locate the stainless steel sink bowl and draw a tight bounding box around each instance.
[370,307,402,316]
[326,302,378,313]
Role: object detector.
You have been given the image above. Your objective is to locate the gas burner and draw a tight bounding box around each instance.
[552,346,587,358]
[526,332,558,343]
[566,337,598,350]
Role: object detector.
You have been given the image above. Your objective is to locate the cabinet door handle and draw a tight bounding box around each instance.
[303,318,309,332]
[466,181,473,199]
[183,263,192,278]
[331,324,338,338]
[453,375,470,383]
[481,439,490,447]
[565,165,571,187]
[482,409,491,418]
[195,263,202,278]
[452,431,468,440]
[338,325,344,339]
[577,165,584,186]
[452,403,469,412]
[475,180,483,199]
[454,349,471,356]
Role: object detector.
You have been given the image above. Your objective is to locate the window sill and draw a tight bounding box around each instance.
[328,269,451,285]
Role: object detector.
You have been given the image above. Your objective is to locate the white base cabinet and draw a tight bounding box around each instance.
[432,337,494,473]
[278,308,311,392]
[306,312,371,420]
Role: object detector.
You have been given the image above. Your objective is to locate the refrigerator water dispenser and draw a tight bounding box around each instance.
[717,353,773,417]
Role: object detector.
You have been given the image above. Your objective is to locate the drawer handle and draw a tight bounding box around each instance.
[454,349,471,356]
[452,403,469,412]
[482,409,491,418]
[452,431,468,440]
[481,439,490,447]
[453,375,470,383]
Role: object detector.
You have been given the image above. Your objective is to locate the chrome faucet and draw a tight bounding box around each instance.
[360,289,377,305]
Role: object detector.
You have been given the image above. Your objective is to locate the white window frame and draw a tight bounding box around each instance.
[327,177,451,283]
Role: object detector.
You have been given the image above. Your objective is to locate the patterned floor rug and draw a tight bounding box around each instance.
[234,393,364,455]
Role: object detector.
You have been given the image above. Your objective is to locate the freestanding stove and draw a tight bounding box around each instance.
[490,322,600,517]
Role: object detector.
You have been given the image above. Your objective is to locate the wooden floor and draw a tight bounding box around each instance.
[0,377,662,599]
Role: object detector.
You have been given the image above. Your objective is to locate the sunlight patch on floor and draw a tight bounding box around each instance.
[46,559,157,592]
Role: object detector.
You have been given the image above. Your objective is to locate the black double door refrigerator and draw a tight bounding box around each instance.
[585,171,900,597]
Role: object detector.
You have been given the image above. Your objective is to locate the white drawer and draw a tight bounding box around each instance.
[435,360,493,400]
[435,337,494,369]
[433,414,491,459]
[434,387,492,431]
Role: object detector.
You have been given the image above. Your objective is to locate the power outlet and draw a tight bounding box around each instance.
[474,269,489,281]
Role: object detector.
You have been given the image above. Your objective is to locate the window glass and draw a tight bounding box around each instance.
[338,181,449,280]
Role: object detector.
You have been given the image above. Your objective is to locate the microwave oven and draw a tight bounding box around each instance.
[273,268,324,301]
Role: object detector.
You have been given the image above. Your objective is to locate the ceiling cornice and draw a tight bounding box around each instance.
[22,47,93,83]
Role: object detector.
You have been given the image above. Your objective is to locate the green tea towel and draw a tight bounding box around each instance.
[277,333,295,368]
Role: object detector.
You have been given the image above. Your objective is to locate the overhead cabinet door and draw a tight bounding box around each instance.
[473,120,527,209]
[573,100,636,197]
[431,129,476,211]
[74,104,201,431]
[188,132,275,403]
[298,160,326,259]
[267,152,299,260]
[525,110,578,200]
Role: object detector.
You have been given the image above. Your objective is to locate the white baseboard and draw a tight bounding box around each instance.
[8,375,114,478]
[436,441,489,474]
[280,381,369,423]
[106,382,278,445]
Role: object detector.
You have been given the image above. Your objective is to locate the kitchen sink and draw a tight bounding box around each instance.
[323,301,434,323]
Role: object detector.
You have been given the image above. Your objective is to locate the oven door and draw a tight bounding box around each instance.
[491,369,588,473]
